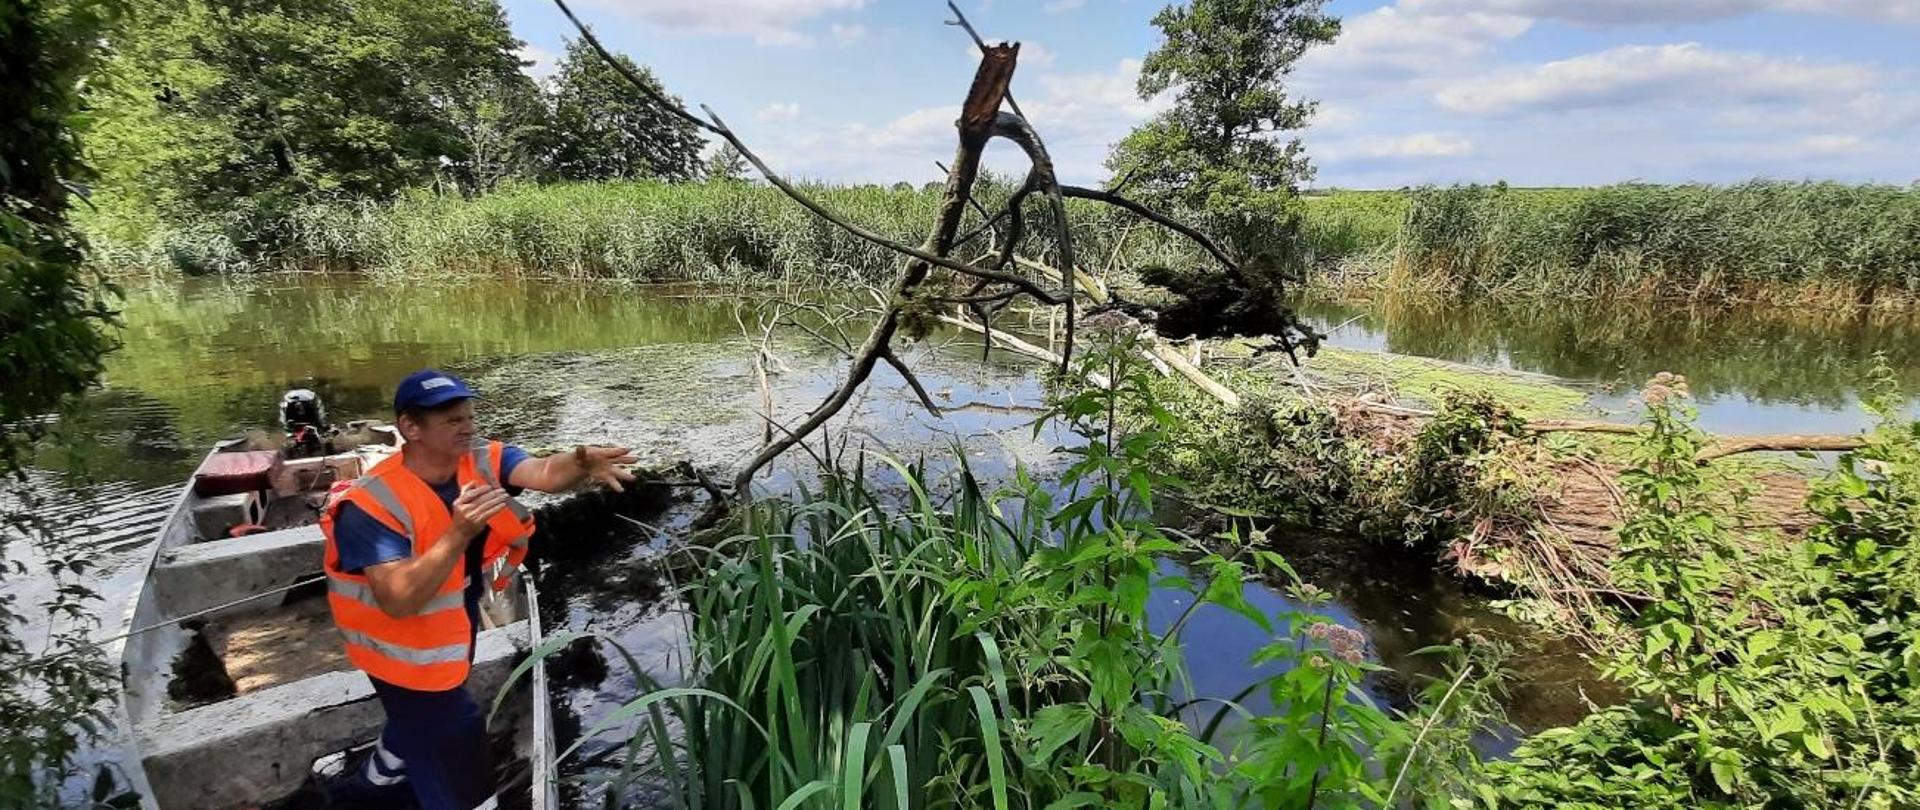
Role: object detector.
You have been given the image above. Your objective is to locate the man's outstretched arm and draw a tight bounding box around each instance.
[507,445,638,493]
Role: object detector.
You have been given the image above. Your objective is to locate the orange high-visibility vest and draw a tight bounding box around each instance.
[321,439,535,691]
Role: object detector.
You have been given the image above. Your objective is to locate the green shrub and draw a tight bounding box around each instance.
[1479,368,1920,807]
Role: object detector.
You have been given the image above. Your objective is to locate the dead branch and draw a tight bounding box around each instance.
[1058,185,1240,280]
[552,0,1067,304]
[938,313,1119,390]
[722,41,1022,497]
[560,0,1304,509]
[1695,434,1868,462]
[882,349,943,416]
[1522,419,1643,436]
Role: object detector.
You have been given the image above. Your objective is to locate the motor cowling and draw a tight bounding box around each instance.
[280,389,329,457]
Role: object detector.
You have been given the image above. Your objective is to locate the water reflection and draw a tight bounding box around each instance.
[1296,295,1919,434]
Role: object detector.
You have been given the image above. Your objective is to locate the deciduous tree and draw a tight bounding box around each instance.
[549,39,703,182]
[1108,0,1338,251]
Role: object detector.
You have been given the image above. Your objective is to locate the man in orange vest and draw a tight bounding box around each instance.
[320,369,635,809]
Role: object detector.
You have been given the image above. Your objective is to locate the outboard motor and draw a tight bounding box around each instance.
[280,389,329,457]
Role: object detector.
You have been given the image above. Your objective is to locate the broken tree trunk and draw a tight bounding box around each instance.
[728,44,1023,497]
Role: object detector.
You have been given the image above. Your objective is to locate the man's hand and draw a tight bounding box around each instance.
[451,482,509,537]
[577,445,639,493]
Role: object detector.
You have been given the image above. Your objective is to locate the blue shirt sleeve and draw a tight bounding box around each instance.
[334,501,414,574]
[499,444,531,495]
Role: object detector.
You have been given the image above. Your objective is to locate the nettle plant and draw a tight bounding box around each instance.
[1483,367,1920,808]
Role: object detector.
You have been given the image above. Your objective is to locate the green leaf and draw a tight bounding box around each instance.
[774,781,834,810]
[1028,703,1096,764]
[1802,732,1832,760]
[487,630,582,728]
[843,722,871,810]
[1709,756,1740,795]
[886,745,910,810]
[560,687,764,764]
[968,686,1011,810]
[1203,569,1271,633]
[1770,706,1805,738]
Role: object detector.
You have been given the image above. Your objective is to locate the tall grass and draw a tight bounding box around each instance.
[83,179,1920,306]
[83,180,1163,285]
[1378,182,1920,304]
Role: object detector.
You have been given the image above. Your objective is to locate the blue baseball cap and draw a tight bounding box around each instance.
[393,369,477,413]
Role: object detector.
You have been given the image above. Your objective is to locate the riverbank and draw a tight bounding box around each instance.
[32,273,1919,805]
[1145,339,1892,632]
[82,180,1920,308]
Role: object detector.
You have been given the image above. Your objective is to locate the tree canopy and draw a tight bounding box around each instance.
[1,0,123,800]
[1108,0,1338,216]
[87,0,543,229]
[548,39,704,183]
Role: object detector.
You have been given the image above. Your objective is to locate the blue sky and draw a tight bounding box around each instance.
[499,0,1920,188]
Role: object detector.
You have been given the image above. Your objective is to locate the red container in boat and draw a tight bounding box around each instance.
[192,450,283,497]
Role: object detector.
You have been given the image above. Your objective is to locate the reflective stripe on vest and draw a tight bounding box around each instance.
[357,476,415,538]
[328,577,465,617]
[469,439,533,523]
[337,628,470,665]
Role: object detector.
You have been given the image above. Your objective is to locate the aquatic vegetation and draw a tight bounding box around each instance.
[84,181,1160,286]
[521,331,1500,808]
[86,180,1920,309]
[1147,356,1574,554]
[1353,182,1920,306]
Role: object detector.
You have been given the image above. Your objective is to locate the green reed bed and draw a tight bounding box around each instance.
[85,180,1166,284]
[86,179,1920,306]
[1366,182,1920,304]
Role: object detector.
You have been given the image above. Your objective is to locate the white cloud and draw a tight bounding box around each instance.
[1318,133,1475,163]
[756,102,803,122]
[1298,3,1532,86]
[1308,103,1364,131]
[829,23,866,44]
[1436,43,1876,116]
[587,0,868,46]
[1029,58,1159,120]
[1413,0,1920,24]
[761,58,1168,186]
[1044,0,1085,12]
[1800,134,1866,154]
[514,44,557,80]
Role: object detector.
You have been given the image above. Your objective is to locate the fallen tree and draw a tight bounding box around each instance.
[555,0,1320,509]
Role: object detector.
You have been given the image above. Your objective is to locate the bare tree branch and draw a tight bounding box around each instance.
[882,350,944,416]
[1058,184,1242,280]
[725,41,1024,497]
[552,0,1067,299]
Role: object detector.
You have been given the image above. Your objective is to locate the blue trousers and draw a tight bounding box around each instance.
[368,677,495,810]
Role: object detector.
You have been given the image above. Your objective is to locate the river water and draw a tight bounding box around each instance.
[19,275,1915,804]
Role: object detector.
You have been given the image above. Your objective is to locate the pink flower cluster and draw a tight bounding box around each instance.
[1642,371,1692,406]
[1080,309,1143,338]
[1305,622,1367,665]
